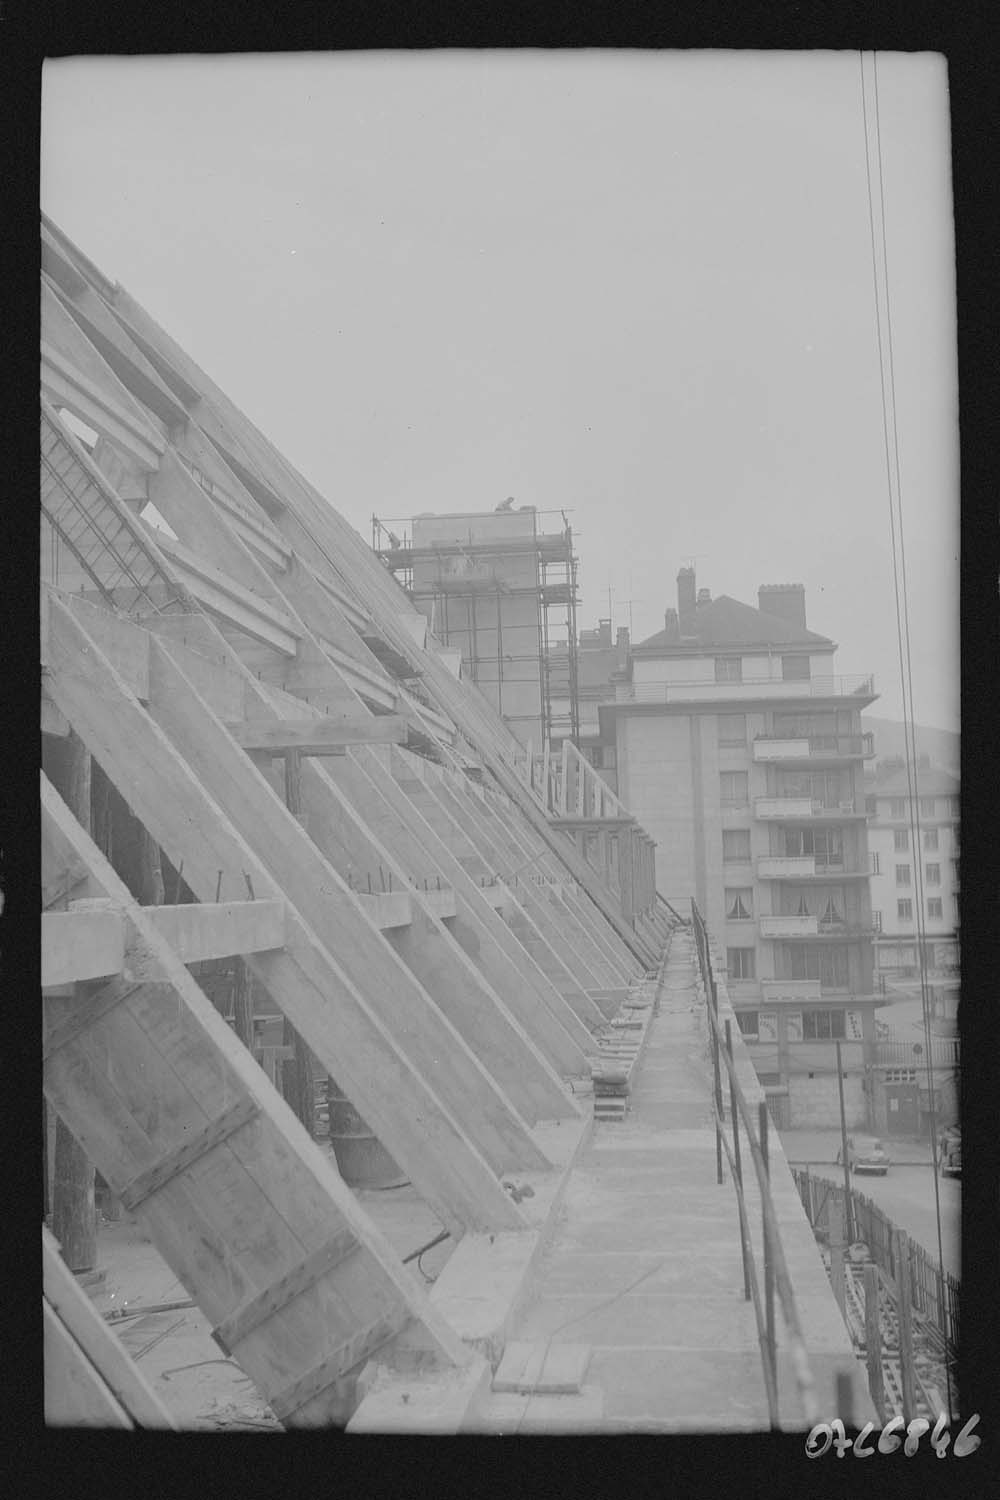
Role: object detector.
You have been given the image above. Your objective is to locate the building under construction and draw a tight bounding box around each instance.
[40,213,880,1434]
[373,506,580,749]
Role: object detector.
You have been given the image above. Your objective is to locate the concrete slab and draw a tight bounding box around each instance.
[469,930,876,1434]
[349,1358,492,1433]
[492,1340,591,1393]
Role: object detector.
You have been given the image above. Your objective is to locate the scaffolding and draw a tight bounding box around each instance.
[372,509,580,747]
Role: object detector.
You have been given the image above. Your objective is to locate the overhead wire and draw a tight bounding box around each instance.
[860,49,954,1419]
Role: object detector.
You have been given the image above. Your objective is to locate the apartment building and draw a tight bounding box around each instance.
[598,567,880,1127]
[866,757,960,1027]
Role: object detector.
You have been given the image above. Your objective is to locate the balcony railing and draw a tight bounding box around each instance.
[763,920,875,942]
[755,797,862,820]
[759,978,823,1005]
[759,914,818,938]
[616,673,875,705]
[752,732,875,762]
[757,854,875,879]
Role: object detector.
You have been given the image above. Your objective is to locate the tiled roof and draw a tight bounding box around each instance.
[635,594,833,651]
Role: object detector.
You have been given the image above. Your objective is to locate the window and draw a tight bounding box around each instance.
[788,946,849,987]
[897,899,913,920]
[948,797,960,818]
[919,797,936,817]
[735,1011,759,1039]
[726,889,753,920]
[781,655,811,681]
[872,910,883,932]
[715,656,743,682]
[872,851,880,874]
[718,713,747,745]
[865,796,877,815]
[951,858,959,887]
[727,948,756,980]
[890,798,906,819]
[895,864,911,886]
[952,825,960,852]
[780,827,844,866]
[923,828,939,850]
[894,829,909,852]
[720,771,749,806]
[723,830,751,863]
[926,862,941,885]
[927,898,943,919]
[802,1009,847,1040]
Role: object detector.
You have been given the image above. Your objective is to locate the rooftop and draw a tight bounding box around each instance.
[635,594,834,653]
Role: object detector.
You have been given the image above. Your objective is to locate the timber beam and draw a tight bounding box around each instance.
[227,716,407,754]
[40,774,477,1427]
[44,594,528,1234]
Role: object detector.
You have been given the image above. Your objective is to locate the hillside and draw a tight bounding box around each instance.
[861,715,960,772]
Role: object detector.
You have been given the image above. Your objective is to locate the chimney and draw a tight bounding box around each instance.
[599,619,612,647]
[758,583,807,630]
[677,567,697,636]
[616,626,630,650]
[662,608,679,642]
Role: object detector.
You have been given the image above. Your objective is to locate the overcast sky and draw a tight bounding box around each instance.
[41,51,959,731]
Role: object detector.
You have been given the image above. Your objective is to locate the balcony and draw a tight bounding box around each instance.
[766,921,875,943]
[876,1038,960,1070]
[756,855,874,880]
[759,978,823,1005]
[754,797,864,821]
[759,914,818,938]
[616,673,876,706]
[757,854,816,879]
[752,732,875,764]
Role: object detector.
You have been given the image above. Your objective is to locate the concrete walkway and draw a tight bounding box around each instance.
[471,929,871,1433]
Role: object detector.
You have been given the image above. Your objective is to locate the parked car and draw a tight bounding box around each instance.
[938,1127,961,1178]
[837,1136,891,1176]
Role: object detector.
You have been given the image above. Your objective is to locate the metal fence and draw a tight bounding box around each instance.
[791,1167,960,1361]
[690,898,819,1431]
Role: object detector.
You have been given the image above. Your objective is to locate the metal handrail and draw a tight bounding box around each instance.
[618,674,875,704]
[690,897,819,1430]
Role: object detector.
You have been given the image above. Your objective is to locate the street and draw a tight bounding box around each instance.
[779,1128,960,1278]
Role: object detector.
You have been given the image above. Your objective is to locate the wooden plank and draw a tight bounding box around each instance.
[152,533,299,656]
[269,1310,408,1423]
[45,598,524,1232]
[40,771,473,1425]
[213,1227,358,1356]
[42,908,125,988]
[492,1341,590,1395]
[144,899,286,963]
[43,1299,133,1427]
[227,715,407,753]
[42,1226,176,1428]
[41,684,71,737]
[119,1096,260,1210]
[44,981,149,1062]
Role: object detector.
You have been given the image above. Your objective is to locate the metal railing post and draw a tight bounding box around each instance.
[759,1099,777,1406]
[726,1019,751,1302]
